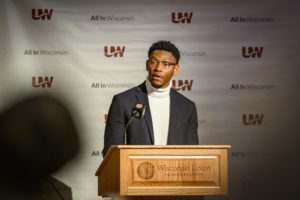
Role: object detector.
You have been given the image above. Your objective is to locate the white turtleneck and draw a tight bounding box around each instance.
[145,77,171,145]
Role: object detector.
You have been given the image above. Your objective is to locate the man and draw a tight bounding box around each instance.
[102,40,198,157]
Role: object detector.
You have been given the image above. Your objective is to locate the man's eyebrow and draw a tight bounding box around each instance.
[149,55,159,59]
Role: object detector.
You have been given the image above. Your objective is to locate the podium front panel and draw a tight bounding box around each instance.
[120,148,228,196]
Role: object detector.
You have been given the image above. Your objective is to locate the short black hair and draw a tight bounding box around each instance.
[148,40,180,64]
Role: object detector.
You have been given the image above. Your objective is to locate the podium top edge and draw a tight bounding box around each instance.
[95,145,231,176]
[113,145,231,149]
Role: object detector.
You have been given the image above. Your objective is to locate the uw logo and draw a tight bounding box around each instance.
[32,9,53,20]
[32,76,54,88]
[242,114,264,125]
[242,47,263,58]
[172,12,193,24]
[104,46,125,57]
[172,80,193,91]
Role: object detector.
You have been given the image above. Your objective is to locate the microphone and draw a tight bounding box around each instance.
[124,104,146,144]
[131,103,146,119]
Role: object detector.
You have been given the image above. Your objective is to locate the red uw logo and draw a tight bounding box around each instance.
[172,80,193,91]
[171,12,193,24]
[32,76,54,88]
[104,46,125,57]
[242,114,264,125]
[32,9,53,20]
[242,47,263,58]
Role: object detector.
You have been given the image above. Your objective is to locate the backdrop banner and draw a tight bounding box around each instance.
[1,0,300,199]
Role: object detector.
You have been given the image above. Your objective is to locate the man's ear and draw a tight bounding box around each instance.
[173,64,179,76]
[146,60,150,71]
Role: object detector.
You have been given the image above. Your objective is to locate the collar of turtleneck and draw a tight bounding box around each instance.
[145,77,171,99]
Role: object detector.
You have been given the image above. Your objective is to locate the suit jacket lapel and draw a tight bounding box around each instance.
[168,89,178,144]
[135,82,154,144]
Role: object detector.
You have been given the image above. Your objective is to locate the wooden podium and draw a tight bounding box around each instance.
[95,145,231,200]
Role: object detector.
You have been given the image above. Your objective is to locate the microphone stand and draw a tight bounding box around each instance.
[124,116,135,145]
[123,105,146,145]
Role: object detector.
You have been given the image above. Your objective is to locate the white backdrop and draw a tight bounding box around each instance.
[1,0,300,199]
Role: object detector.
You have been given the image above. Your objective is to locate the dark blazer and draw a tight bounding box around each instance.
[102,81,199,156]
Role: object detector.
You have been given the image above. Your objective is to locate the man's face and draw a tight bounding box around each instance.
[146,50,179,88]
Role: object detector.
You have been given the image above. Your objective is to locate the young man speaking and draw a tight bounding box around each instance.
[102,41,198,157]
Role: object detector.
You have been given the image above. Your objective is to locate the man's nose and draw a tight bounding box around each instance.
[154,62,163,71]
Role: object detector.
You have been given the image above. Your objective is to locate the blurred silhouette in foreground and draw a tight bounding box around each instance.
[0,95,80,200]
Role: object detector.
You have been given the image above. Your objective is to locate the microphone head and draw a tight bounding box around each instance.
[132,104,146,119]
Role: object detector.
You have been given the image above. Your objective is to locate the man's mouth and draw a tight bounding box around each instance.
[152,74,162,80]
